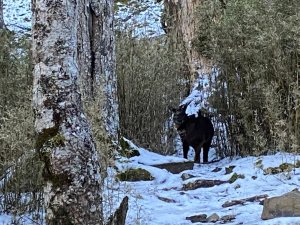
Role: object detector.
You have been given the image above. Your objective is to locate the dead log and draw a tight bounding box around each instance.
[222,194,268,208]
[152,161,194,174]
[186,214,207,223]
[183,179,228,191]
[157,196,177,203]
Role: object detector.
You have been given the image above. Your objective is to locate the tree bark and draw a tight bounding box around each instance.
[0,0,5,29]
[91,0,119,140]
[78,0,119,141]
[32,0,103,224]
[163,0,212,87]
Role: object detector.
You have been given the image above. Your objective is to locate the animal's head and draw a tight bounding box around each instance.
[171,104,188,129]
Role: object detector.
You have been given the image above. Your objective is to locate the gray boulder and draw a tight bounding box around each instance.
[261,189,300,220]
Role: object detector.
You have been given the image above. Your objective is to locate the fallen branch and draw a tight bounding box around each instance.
[183,179,228,191]
[222,194,268,208]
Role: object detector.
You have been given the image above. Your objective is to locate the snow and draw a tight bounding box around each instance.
[115,0,163,37]
[2,140,300,224]
[3,0,31,33]
[121,138,190,166]
[3,0,163,36]
[111,142,300,225]
[180,67,219,117]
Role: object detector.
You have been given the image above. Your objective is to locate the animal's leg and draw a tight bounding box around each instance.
[194,145,201,163]
[182,140,189,159]
[202,142,211,163]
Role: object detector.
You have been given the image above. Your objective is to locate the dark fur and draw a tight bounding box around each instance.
[172,104,214,163]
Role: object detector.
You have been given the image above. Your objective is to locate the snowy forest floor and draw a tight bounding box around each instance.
[1,142,300,225]
[110,140,300,225]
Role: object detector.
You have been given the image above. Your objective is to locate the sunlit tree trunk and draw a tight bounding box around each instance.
[32,0,103,223]
[163,0,212,87]
[0,0,4,29]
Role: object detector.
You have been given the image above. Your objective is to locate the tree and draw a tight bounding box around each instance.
[90,0,119,141]
[193,0,300,155]
[32,0,105,223]
[0,0,4,29]
[77,0,118,143]
[162,0,212,87]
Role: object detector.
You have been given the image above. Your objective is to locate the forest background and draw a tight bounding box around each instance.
[0,0,299,223]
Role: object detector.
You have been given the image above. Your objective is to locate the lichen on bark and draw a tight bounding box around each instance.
[32,0,103,224]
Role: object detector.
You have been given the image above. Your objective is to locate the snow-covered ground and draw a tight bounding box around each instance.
[111,140,300,225]
[2,1,300,225]
[1,142,300,224]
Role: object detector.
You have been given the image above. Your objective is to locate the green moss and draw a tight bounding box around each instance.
[51,133,66,147]
[225,165,235,175]
[119,137,140,158]
[279,163,293,172]
[264,163,294,175]
[117,168,153,181]
[36,129,69,188]
[35,126,59,150]
[263,167,281,175]
[229,173,245,183]
[120,137,130,150]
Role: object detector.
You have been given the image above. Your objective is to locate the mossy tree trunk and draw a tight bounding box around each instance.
[32,0,104,223]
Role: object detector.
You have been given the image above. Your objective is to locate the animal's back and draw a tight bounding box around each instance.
[184,116,214,147]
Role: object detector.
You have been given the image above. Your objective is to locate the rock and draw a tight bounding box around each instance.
[186,214,207,223]
[152,161,194,174]
[261,189,300,220]
[119,138,140,158]
[207,213,220,222]
[183,179,228,191]
[263,162,294,175]
[225,165,235,174]
[117,168,154,181]
[157,196,176,203]
[220,214,236,223]
[212,167,222,172]
[234,184,241,190]
[228,173,245,183]
[181,173,196,181]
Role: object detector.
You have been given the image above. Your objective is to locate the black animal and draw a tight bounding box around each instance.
[172,104,214,163]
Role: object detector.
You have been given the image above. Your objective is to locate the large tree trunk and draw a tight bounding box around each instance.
[32,0,103,224]
[163,0,212,87]
[78,0,119,142]
[0,0,4,29]
[91,0,119,140]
